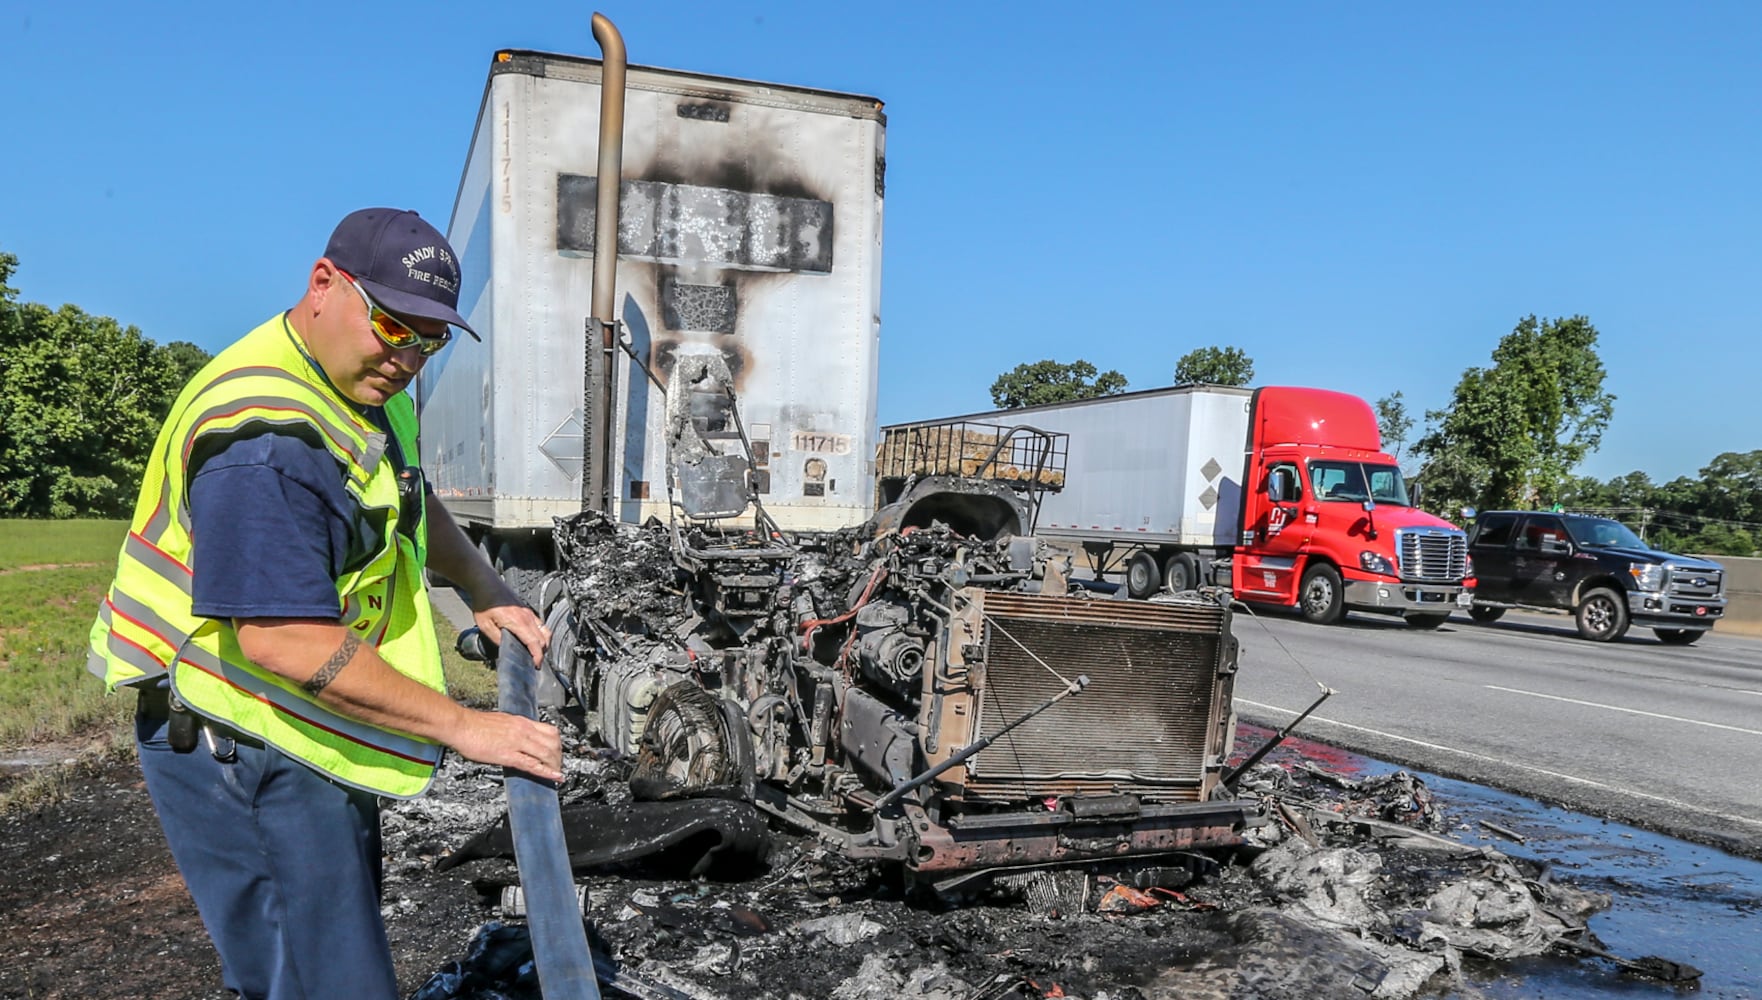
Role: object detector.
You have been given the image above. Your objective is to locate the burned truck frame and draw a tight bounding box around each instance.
[528,367,1257,882]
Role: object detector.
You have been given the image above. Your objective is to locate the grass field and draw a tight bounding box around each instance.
[0,519,131,747]
[0,518,500,810]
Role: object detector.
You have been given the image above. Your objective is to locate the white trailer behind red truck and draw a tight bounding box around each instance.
[883,385,1473,626]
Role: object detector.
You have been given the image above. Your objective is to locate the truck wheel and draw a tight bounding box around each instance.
[1574,588,1630,642]
[1405,613,1450,630]
[631,682,749,801]
[1163,553,1200,593]
[1467,605,1505,624]
[1126,551,1162,599]
[1298,564,1345,625]
[1654,628,1702,645]
[494,541,547,607]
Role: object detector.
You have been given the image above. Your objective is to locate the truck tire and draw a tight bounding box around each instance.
[1163,552,1200,593]
[1574,587,1629,642]
[1653,628,1702,645]
[1467,605,1505,624]
[495,541,547,608]
[1126,551,1162,599]
[1405,613,1450,630]
[1298,564,1345,625]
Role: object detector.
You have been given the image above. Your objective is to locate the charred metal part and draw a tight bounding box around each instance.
[665,355,750,520]
[869,475,1027,541]
[1220,683,1335,792]
[910,799,1254,874]
[839,688,919,788]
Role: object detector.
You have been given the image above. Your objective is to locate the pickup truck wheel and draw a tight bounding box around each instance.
[1574,587,1630,642]
[1163,552,1199,593]
[1405,613,1450,630]
[1654,628,1702,645]
[1126,551,1162,599]
[1467,605,1505,624]
[1298,564,1345,625]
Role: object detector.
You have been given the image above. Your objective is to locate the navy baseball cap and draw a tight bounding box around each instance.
[323,208,480,340]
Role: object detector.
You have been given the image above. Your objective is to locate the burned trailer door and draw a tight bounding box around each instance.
[906,590,1251,873]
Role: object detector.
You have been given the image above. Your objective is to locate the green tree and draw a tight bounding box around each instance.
[989,359,1127,409]
[1172,346,1254,386]
[1415,315,1614,514]
[1375,391,1414,461]
[0,251,209,517]
[1694,450,1762,525]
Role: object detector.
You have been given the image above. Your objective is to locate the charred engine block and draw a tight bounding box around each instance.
[551,463,1254,879]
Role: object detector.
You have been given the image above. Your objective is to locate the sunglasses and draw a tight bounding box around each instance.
[339,271,452,357]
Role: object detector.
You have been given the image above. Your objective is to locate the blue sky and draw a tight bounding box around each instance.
[3,2,1756,483]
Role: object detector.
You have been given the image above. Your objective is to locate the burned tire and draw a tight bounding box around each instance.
[1298,564,1345,625]
[1467,605,1505,624]
[1126,551,1163,599]
[631,683,752,802]
[1654,628,1702,645]
[1405,613,1450,630]
[1574,587,1629,642]
[1163,552,1200,593]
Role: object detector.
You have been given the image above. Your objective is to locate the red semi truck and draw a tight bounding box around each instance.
[882,385,1472,626]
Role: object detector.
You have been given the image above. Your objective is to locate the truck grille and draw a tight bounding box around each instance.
[1397,529,1467,582]
[1667,566,1724,599]
[965,592,1233,803]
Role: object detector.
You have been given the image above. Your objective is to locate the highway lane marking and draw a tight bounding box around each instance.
[1237,698,1762,832]
[1482,685,1762,737]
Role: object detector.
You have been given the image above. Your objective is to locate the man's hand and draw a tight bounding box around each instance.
[451,708,564,782]
[473,601,549,666]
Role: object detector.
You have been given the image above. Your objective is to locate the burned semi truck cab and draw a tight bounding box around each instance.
[546,413,1255,882]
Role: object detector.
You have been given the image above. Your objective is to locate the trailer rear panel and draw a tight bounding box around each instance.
[420,51,886,533]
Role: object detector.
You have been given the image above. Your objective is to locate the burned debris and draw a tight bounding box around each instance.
[396,735,1701,1000]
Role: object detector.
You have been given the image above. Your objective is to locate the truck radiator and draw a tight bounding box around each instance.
[963,592,1233,802]
[1397,530,1468,582]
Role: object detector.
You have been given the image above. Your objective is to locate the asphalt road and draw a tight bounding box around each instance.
[1230,604,1762,859]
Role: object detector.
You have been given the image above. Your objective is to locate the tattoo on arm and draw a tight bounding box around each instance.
[303,633,361,695]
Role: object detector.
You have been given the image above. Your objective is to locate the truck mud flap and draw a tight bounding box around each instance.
[497,638,603,1000]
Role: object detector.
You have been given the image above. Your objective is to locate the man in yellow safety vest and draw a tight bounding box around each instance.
[88,208,562,1000]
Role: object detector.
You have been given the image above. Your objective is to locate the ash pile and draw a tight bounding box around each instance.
[383,509,1699,1000]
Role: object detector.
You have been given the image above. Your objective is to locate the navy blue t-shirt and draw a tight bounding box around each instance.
[188,431,356,619]
[186,398,420,621]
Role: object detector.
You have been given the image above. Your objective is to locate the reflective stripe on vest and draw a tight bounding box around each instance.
[88,315,444,798]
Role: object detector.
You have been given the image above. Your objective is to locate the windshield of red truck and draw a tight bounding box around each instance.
[1308,461,1411,506]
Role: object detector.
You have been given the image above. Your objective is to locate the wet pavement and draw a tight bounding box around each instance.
[1261,726,1762,999]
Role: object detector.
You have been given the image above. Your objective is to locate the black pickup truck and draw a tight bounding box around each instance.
[1465,510,1727,643]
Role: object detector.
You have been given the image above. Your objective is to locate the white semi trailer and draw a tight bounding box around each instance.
[417,47,887,587]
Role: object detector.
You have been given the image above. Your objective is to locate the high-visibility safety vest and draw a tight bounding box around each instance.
[88,315,445,798]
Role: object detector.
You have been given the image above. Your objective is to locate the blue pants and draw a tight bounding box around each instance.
[136,699,399,1000]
